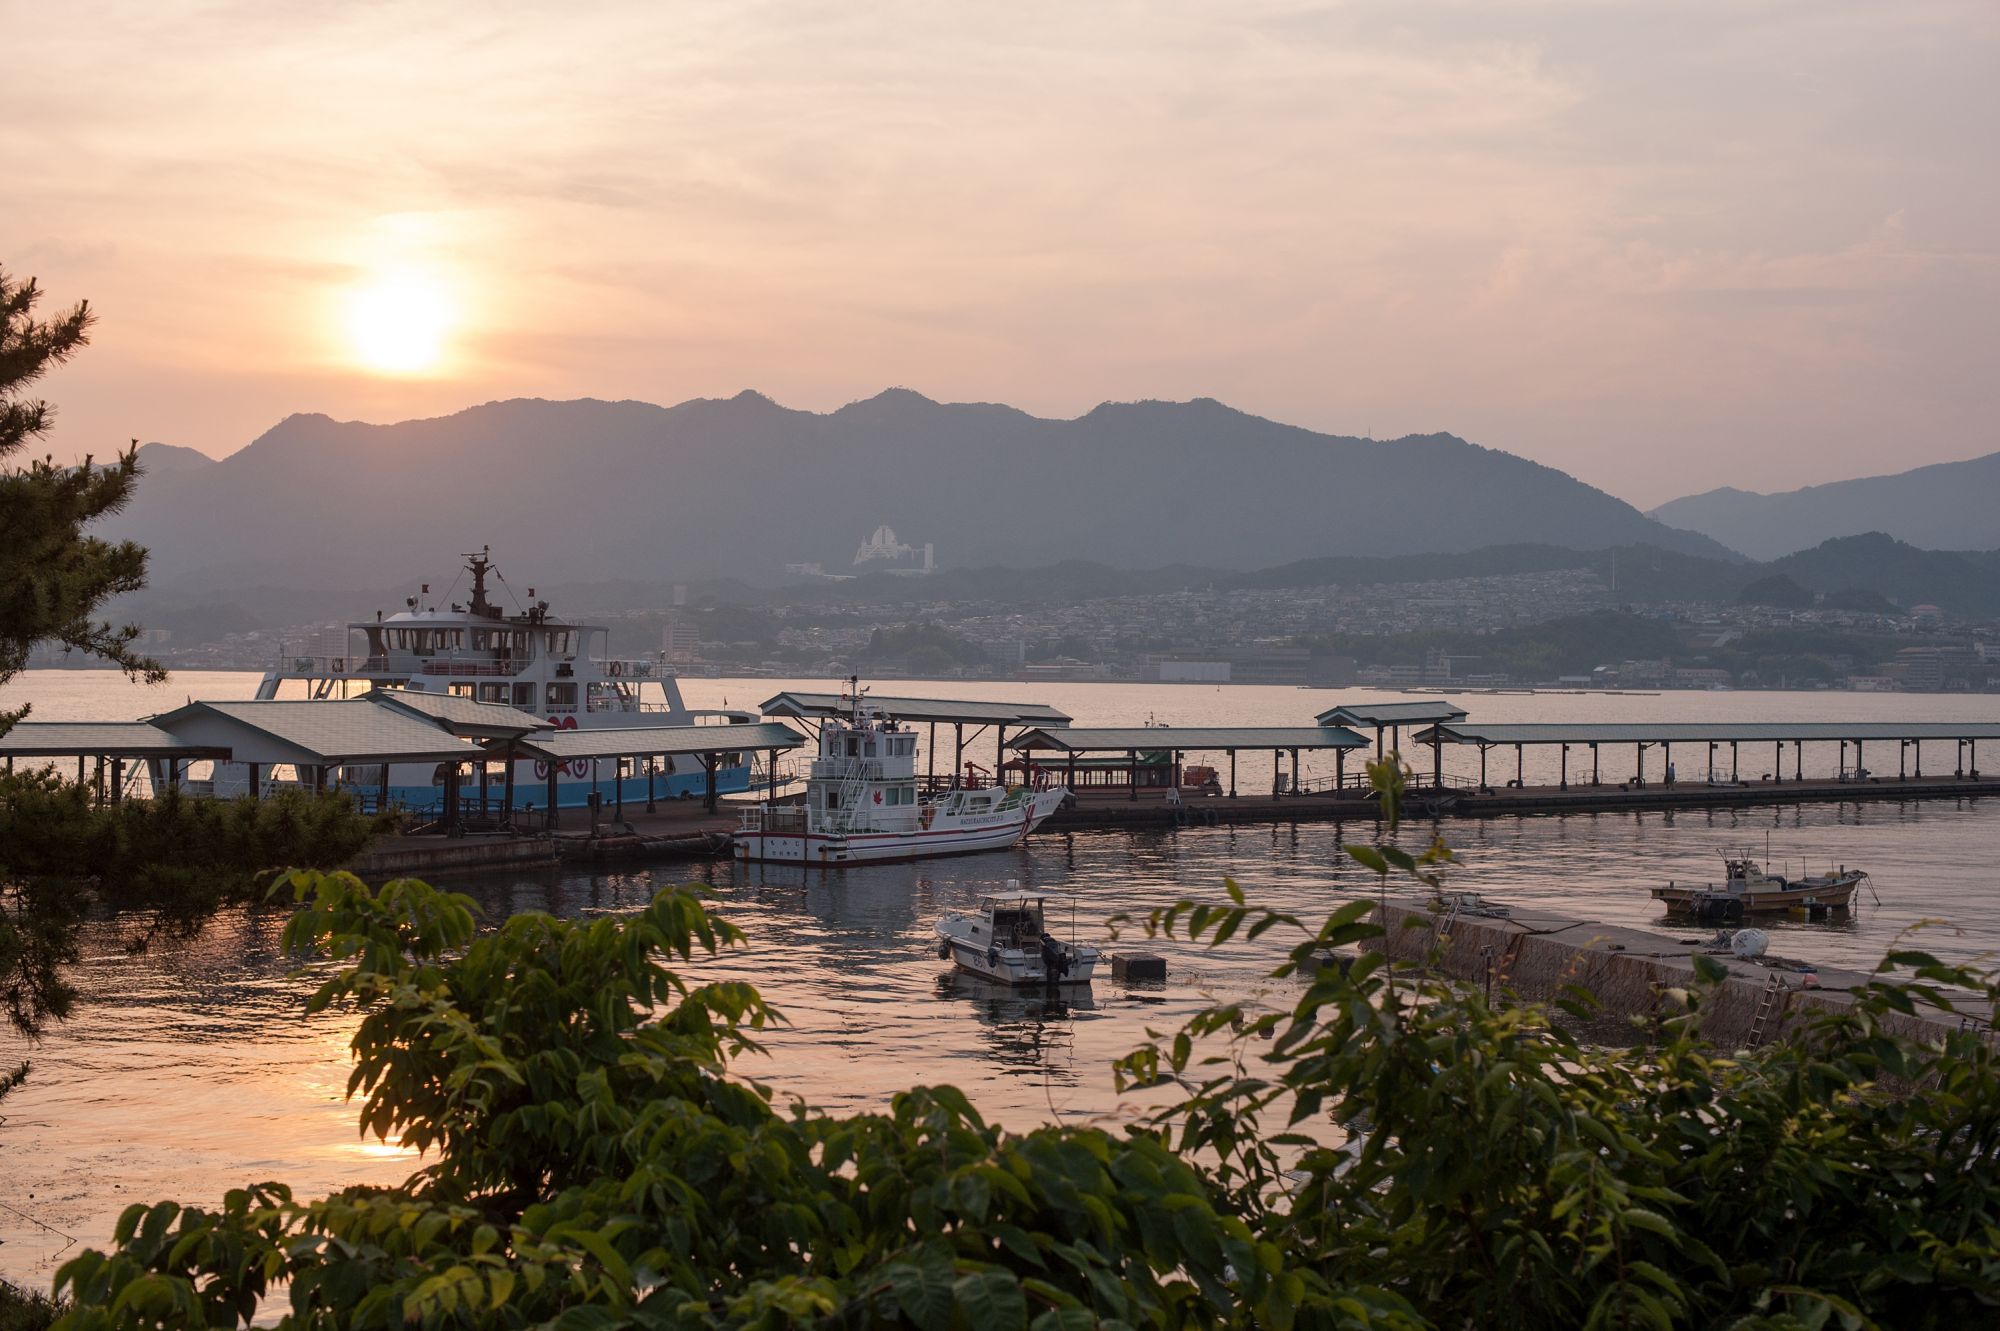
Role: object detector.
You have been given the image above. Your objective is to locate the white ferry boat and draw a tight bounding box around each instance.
[734,685,1068,865]
[243,548,755,809]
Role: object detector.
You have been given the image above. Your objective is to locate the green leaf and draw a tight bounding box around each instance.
[954,1270,1028,1331]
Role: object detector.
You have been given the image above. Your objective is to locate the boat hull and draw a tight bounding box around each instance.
[735,788,1066,865]
[1652,879,1862,915]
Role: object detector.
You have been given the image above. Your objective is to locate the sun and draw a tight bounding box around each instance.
[344,270,453,374]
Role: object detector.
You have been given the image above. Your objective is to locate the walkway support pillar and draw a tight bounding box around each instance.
[614,759,625,822]
[1128,750,1138,802]
[953,723,964,787]
[546,764,560,830]
[704,753,719,813]
[1731,741,1739,782]
[1479,745,1489,791]
[1900,740,1907,780]
[1796,741,1803,782]
[1292,747,1301,798]
[646,756,657,813]
[1228,750,1237,798]
[1515,743,1524,788]
[1591,742,1600,786]
[111,757,124,804]
[1915,740,1923,779]
[503,745,517,820]
[1559,743,1568,790]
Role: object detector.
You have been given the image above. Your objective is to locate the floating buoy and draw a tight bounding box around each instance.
[1730,928,1770,960]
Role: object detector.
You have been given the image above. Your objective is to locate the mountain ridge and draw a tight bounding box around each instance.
[1650,450,2000,558]
[100,390,1737,594]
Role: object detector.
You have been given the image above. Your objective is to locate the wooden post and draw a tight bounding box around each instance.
[1795,741,1803,782]
[1228,750,1237,798]
[1899,740,1907,779]
[1559,744,1567,790]
[1636,743,1645,785]
[1914,740,1922,779]
[1592,742,1600,786]
[953,723,964,788]
[1856,739,1863,778]
[1664,741,1672,786]
[1515,743,1524,788]
[1479,745,1489,790]
[1292,747,1300,797]
[1336,747,1346,790]
[1774,740,1782,782]
[1731,740,1738,782]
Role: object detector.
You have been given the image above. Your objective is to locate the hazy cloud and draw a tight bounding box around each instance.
[5,0,1995,504]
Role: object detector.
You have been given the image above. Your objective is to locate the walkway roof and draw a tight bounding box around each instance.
[0,721,230,760]
[500,722,808,763]
[1416,721,2000,746]
[1009,725,1368,754]
[1316,700,1469,728]
[148,700,477,766]
[363,689,552,739]
[760,691,1071,726]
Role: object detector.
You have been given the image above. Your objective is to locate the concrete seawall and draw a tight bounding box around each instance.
[1361,897,1986,1051]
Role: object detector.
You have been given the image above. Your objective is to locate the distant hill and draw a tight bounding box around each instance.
[134,442,215,475]
[1650,451,2000,559]
[100,391,1734,595]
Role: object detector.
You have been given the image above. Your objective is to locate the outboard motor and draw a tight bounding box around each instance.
[1039,934,1069,979]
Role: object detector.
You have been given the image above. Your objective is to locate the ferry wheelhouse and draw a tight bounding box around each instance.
[734,685,1068,865]
[242,548,755,809]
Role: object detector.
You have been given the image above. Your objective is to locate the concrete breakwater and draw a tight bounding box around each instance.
[1361,897,1988,1051]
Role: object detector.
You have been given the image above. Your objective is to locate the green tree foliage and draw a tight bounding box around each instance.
[55,871,1291,1331]
[0,268,161,735]
[44,841,2000,1329]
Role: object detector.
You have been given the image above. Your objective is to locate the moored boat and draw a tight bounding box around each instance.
[1652,854,1870,921]
[226,548,756,809]
[934,887,1100,986]
[734,682,1068,865]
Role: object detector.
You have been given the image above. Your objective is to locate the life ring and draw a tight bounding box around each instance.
[608,661,623,677]
[332,658,346,673]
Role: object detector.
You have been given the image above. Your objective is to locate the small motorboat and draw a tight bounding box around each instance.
[1652,853,1870,922]
[934,885,1099,987]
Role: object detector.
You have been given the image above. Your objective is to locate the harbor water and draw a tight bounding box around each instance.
[2,670,1998,1285]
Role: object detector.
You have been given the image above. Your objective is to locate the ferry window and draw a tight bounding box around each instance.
[844,737,858,756]
[448,683,474,698]
[826,791,840,809]
[512,683,535,707]
[478,683,508,703]
[547,631,571,655]
[546,682,577,706]
[864,741,876,757]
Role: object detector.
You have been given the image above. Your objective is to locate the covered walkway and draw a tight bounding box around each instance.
[0,720,231,804]
[1414,720,2000,791]
[500,721,807,824]
[1008,725,1370,800]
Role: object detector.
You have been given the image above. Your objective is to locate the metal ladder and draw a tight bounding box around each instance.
[1747,971,1787,1047]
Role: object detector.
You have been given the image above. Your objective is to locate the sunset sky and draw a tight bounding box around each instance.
[8,0,1995,507]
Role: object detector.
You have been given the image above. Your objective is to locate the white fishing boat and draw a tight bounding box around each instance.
[733,683,1068,865]
[1652,852,1871,920]
[934,887,1100,986]
[237,547,756,809]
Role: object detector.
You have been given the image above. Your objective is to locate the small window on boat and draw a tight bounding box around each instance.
[546,682,577,706]
[513,683,535,707]
[478,683,508,703]
[448,682,474,698]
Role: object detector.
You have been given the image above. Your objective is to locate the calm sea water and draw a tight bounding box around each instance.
[3,670,1998,1283]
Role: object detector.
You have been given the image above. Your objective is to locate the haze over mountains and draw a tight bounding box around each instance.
[1651,451,2000,560]
[108,391,1731,596]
